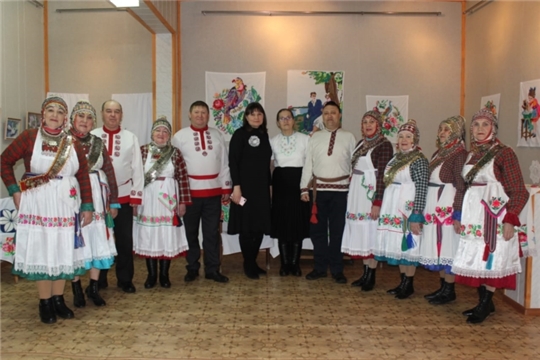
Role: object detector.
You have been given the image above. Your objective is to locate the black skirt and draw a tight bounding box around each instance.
[270,167,310,242]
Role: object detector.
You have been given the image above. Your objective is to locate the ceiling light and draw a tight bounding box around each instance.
[110,0,139,7]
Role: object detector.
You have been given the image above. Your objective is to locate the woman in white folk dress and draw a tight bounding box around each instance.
[341,110,393,291]
[374,119,429,299]
[419,116,467,305]
[133,117,191,288]
[452,109,529,324]
[0,96,93,324]
[68,100,119,308]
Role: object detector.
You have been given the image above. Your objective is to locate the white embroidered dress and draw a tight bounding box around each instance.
[133,155,188,258]
[342,147,378,257]
[452,159,521,279]
[14,132,86,279]
[78,149,117,269]
[374,163,421,265]
[419,165,460,269]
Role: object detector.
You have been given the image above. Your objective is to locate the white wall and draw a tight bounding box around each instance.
[465,1,540,181]
[47,0,152,123]
[181,1,463,158]
[0,0,45,198]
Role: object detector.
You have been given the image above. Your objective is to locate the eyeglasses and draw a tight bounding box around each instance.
[279,116,293,121]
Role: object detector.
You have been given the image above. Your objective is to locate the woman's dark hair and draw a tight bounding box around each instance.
[242,102,268,133]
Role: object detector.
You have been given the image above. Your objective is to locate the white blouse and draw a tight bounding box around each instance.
[270,132,309,168]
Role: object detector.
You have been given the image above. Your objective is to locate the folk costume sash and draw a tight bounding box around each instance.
[19,132,73,192]
[383,149,425,188]
[308,174,349,224]
[464,143,505,185]
[351,135,389,169]
[143,144,174,187]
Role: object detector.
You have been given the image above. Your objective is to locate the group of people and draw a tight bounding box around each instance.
[1,95,529,326]
[296,102,528,325]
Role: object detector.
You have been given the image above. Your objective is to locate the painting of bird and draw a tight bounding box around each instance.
[223,77,247,125]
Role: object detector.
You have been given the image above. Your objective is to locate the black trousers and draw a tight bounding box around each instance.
[183,196,222,274]
[310,191,347,275]
[103,203,134,284]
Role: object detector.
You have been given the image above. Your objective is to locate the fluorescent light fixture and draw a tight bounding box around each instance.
[110,0,139,7]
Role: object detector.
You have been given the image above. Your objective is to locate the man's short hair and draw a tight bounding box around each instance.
[189,100,209,113]
[101,100,122,112]
[310,92,317,96]
[323,101,341,113]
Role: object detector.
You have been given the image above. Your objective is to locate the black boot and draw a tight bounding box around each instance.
[39,298,57,324]
[351,265,368,287]
[387,273,406,295]
[467,289,495,324]
[278,241,290,276]
[51,295,74,319]
[290,242,302,277]
[144,258,158,289]
[462,286,495,316]
[71,280,86,308]
[361,267,376,291]
[240,235,259,279]
[424,278,445,300]
[86,279,106,306]
[395,276,414,299]
[429,282,456,305]
[159,259,171,288]
[252,235,266,275]
[98,269,108,289]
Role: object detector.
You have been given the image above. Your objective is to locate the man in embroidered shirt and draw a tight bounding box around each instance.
[172,101,231,283]
[300,101,356,284]
[91,100,144,293]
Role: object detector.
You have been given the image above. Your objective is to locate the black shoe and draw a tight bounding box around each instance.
[98,270,108,290]
[256,265,267,275]
[305,270,327,280]
[332,272,347,284]
[387,273,406,295]
[361,268,376,292]
[429,282,456,305]
[205,271,229,283]
[144,258,158,289]
[244,266,260,280]
[424,278,445,300]
[51,295,74,319]
[467,289,495,324]
[71,280,86,308]
[351,265,368,287]
[462,286,495,316]
[117,281,136,293]
[395,276,414,299]
[39,298,57,324]
[184,269,199,282]
[159,260,171,288]
[86,279,106,306]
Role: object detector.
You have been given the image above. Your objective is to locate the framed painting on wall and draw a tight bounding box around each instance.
[26,112,41,129]
[4,118,21,139]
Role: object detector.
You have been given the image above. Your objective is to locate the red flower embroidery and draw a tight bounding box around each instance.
[213,99,225,111]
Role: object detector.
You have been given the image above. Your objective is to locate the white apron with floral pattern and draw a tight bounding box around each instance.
[342,147,378,257]
[77,150,117,270]
[419,164,460,268]
[374,162,421,264]
[133,154,188,258]
[452,157,521,279]
[15,131,85,279]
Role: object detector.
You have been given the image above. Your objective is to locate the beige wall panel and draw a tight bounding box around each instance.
[180,1,462,158]
[0,0,44,198]
[465,1,540,180]
[151,0,177,32]
[47,0,152,125]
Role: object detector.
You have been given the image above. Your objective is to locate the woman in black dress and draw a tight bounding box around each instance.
[228,103,273,279]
